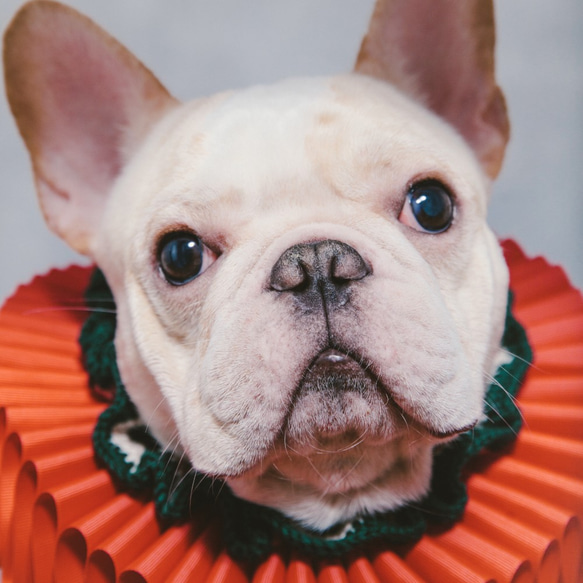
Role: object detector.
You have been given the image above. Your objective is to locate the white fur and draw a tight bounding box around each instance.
[95,76,508,528]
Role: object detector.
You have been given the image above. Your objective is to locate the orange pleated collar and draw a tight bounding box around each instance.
[0,239,582,583]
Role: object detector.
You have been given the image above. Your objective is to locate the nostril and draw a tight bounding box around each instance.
[330,249,371,282]
[270,258,309,292]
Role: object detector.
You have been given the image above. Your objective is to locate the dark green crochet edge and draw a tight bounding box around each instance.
[80,268,532,563]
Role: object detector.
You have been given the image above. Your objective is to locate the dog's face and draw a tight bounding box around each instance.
[4,1,510,529]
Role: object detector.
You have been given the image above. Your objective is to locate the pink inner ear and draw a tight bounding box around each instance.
[36,24,141,196]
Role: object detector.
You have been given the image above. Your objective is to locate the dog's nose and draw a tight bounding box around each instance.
[269,240,370,309]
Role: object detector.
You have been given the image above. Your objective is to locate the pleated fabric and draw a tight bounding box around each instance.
[0,240,581,583]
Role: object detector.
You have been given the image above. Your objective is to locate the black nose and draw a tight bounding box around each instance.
[269,240,370,310]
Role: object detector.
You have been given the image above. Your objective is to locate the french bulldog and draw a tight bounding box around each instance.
[4,0,511,531]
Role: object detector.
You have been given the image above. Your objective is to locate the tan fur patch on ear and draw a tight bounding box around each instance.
[469,0,510,178]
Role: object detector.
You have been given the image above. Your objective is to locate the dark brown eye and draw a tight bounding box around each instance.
[158,231,215,285]
[400,181,454,233]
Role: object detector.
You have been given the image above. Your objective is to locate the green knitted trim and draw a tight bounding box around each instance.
[82,269,532,562]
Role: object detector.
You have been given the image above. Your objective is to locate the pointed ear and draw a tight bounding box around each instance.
[355,0,509,179]
[3,1,177,255]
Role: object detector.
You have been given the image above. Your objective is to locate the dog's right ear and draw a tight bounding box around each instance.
[3,1,177,255]
[355,0,509,180]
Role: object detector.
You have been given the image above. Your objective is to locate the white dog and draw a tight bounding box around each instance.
[4,0,510,531]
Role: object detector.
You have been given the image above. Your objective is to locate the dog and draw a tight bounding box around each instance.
[4,0,510,531]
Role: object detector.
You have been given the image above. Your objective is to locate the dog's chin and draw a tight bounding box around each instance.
[226,349,436,531]
[227,436,434,531]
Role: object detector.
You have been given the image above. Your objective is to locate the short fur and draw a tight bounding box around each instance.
[4,0,510,530]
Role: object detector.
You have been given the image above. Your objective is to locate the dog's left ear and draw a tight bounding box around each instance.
[356,0,509,179]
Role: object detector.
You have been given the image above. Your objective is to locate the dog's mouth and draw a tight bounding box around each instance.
[283,347,398,446]
[303,348,373,382]
[283,347,475,449]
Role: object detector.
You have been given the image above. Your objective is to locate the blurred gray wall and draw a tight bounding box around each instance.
[1,0,582,302]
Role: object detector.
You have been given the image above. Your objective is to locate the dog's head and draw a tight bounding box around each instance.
[4,0,510,529]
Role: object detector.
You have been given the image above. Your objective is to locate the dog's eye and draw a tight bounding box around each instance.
[158,231,216,285]
[399,181,454,233]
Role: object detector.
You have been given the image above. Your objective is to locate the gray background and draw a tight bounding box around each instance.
[1,0,582,303]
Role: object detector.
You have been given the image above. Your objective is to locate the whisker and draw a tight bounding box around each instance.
[167,450,189,497]
[311,431,368,455]
[499,347,539,372]
[282,430,293,461]
[159,433,181,458]
[145,397,175,436]
[484,377,526,430]
[323,453,365,496]
[303,456,329,488]
[211,477,227,501]
[270,463,292,482]
[168,465,196,500]
[23,306,118,315]
[483,399,522,435]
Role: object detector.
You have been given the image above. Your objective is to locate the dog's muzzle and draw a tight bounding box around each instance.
[269,239,387,442]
